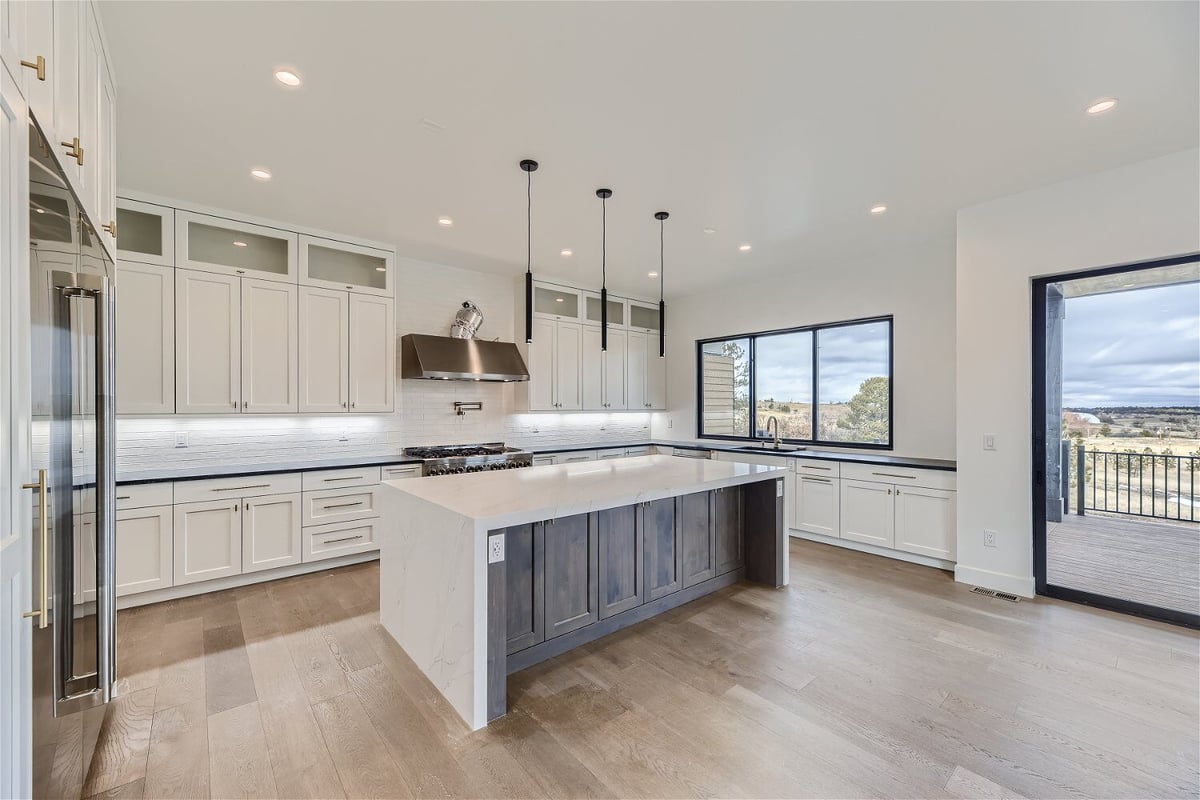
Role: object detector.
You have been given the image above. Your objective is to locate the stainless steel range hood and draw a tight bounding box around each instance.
[400,333,530,382]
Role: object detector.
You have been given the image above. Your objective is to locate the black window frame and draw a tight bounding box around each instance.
[695,314,894,450]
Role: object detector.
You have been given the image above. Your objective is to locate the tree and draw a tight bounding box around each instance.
[1099,424,1112,437]
[838,377,889,442]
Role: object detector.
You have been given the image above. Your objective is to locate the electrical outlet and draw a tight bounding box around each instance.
[338,431,349,442]
[984,529,997,548]
[667,418,674,429]
[488,535,505,564]
[983,434,997,451]
[174,432,188,448]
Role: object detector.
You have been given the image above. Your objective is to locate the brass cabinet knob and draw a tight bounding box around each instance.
[20,55,46,81]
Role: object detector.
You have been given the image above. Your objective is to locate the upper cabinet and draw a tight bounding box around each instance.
[628,300,661,333]
[176,211,297,282]
[115,198,173,266]
[532,284,582,322]
[584,294,626,327]
[300,235,393,297]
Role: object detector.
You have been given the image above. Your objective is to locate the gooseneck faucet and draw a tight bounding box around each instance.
[766,416,780,449]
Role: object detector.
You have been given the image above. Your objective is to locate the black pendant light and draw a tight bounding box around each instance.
[520,159,538,343]
[596,188,612,351]
[654,211,668,358]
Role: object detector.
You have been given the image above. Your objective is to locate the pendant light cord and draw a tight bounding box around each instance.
[659,218,664,300]
[526,171,532,277]
[601,196,606,284]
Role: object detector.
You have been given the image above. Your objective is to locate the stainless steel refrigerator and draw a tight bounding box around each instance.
[27,119,117,799]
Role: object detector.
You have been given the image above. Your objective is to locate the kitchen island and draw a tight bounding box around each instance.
[378,454,787,728]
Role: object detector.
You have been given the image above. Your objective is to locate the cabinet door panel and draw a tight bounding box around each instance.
[116,262,174,414]
[176,269,240,414]
[52,0,79,186]
[643,498,681,601]
[115,199,174,267]
[795,476,839,537]
[77,3,101,221]
[22,0,54,134]
[680,491,714,588]
[97,45,116,252]
[299,235,393,296]
[115,506,173,596]
[597,505,642,619]
[173,500,242,585]
[603,329,627,410]
[175,211,296,282]
[713,486,743,575]
[627,331,648,410]
[581,326,604,411]
[554,322,583,411]
[646,341,667,410]
[503,524,544,654]
[242,493,302,573]
[242,278,298,413]
[298,287,348,412]
[894,487,956,560]
[526,317,556,410]
[839,480,894,548]
[349,293,394,412]
[543,514,597,638]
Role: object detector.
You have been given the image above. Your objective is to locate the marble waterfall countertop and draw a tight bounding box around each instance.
[381,454,787,529]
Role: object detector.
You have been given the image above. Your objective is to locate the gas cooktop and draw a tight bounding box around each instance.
[402,443,533,476]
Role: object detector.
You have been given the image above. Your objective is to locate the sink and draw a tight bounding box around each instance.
[731,444,805,453]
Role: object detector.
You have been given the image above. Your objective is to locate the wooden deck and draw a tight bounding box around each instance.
[1047,513,1200,615]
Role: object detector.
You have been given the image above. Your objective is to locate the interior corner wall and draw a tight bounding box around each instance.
[954,148,1200,597]
[655,235,958,461]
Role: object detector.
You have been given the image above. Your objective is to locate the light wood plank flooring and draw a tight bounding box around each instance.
[1047,514,1200,614]
[71,538,1199,800]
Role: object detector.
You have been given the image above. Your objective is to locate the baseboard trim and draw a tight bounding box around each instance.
[789,529,955,572]
[954,564,1035,598]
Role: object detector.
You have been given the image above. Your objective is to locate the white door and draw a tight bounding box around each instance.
[20,0,54,131]
[173,499,242,585]
[348,293,394,412]
[115,262,174,414]
[298,286,348,412]
[894,486,957,561]
[554,321,583,411]
[581,326,604,411]
[52,0,79,186]
[76,2,101,223]
[241,278,298,413]
[627,331,648,410]
[526,317,556,410]
[646,340,667,410]
[839,480,895,548]
[241,493,301,574]
[176,269,240,413]
[603,328,627,410]
[795,476,839,537]
[0,0,25,88]
[115,506,173,596]
[0,67,31,800]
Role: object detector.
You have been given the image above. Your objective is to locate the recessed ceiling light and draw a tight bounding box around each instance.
[437,216,453,227]
[870,204,888,215]
[35,208,44,214]
[560,248,573,257]
[738,244,752,252]
[250,167,272,181]
[555,297,564,303]
[1086,97,1117,115]
[376,266,387,272]
[273,68,302,88]
[233,240,247,247]
[703,227,716,235]
[648,271,658,278]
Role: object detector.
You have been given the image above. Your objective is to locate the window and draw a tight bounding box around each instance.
[697,316,892,448]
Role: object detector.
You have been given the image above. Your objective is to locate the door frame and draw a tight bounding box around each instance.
[1031,252,1200,628]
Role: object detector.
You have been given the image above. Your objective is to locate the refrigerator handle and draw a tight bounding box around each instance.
[93,277,117,701]
[21,469,50,628]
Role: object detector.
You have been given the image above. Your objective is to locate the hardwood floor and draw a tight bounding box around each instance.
[71,538,1198,800]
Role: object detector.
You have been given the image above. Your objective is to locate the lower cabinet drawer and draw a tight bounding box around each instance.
[115,482,174,510]
[381,464,423,481]
[303,519,379,562]
[302,466,381,491]
[174,472,302,503]
[840,462,956,491]
[302,485,381,526]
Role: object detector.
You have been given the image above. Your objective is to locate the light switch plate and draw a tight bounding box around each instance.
[983,434,996,451]
[174,432,188,448]
[488,534,505,564]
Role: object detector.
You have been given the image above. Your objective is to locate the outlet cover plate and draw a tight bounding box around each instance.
[984,529,997,548]
[174,432,188,448]
[488,534,505,564]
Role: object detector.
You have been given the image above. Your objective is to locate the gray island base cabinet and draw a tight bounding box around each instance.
[378,454,786,730]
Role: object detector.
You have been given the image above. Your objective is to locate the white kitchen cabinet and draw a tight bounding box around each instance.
[794,473,839,537]
[628,300,661,333]
[380,464,422,481]
[175,211,296,283]
[298,286,348,412]
[173,499,242,586]
[300,235,393,297]
[97,54,116,250]
[532,283,582,321]
[115,198,173,266]
[524,318,582,411]
[241,493,302,574]
[115,262,174,414]
[349,292,395,412]
[554,321,582,410]
[582,326,626,410]
[114,506,173,596]
[584,293,626,327]
[18,0,53,129]
[894,485,956,561]
[51,0,79,186]
[839,479,894,548]
[627,331,666,410]
[302,485,381,527]
[556,451,596,464]
[241,278,298,413]
[531,454,556,467]
[175,269,240,414]
[602,329,627,410]
[76,2,100,224]
[303,518,379,563]
[525,317,556,410]
[0,0,25,86]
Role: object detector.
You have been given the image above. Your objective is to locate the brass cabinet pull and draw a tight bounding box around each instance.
[22,470,50,628]
[102,220,117,237]
[20,55,47,81]
[60,137,83,166]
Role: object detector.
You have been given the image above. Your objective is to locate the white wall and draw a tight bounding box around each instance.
[655,235,958,461]
[955,148,1200,596]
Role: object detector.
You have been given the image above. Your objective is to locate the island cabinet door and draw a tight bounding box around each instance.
[713,486,744,575]
[503,523,545,654]
[642,497,682,601]
[596,505,643,619]
[680,490,715,588]
[543,513,598,639]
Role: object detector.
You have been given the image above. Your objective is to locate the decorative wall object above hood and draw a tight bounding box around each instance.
[400,334,530,382]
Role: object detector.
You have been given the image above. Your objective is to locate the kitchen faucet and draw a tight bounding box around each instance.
[766,416,780,449]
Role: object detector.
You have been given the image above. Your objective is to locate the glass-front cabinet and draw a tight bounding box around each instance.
[629,299,662,332]
[175,211,297,282]
[115,198,174,266]
[532,283,582,321]
[585,293,627,327]
[299,235,393,297]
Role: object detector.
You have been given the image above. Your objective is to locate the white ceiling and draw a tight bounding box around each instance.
[100,1,1199,298]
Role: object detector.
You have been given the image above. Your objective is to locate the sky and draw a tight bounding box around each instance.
[1063,281,1200,408]
[752,320,890,404]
